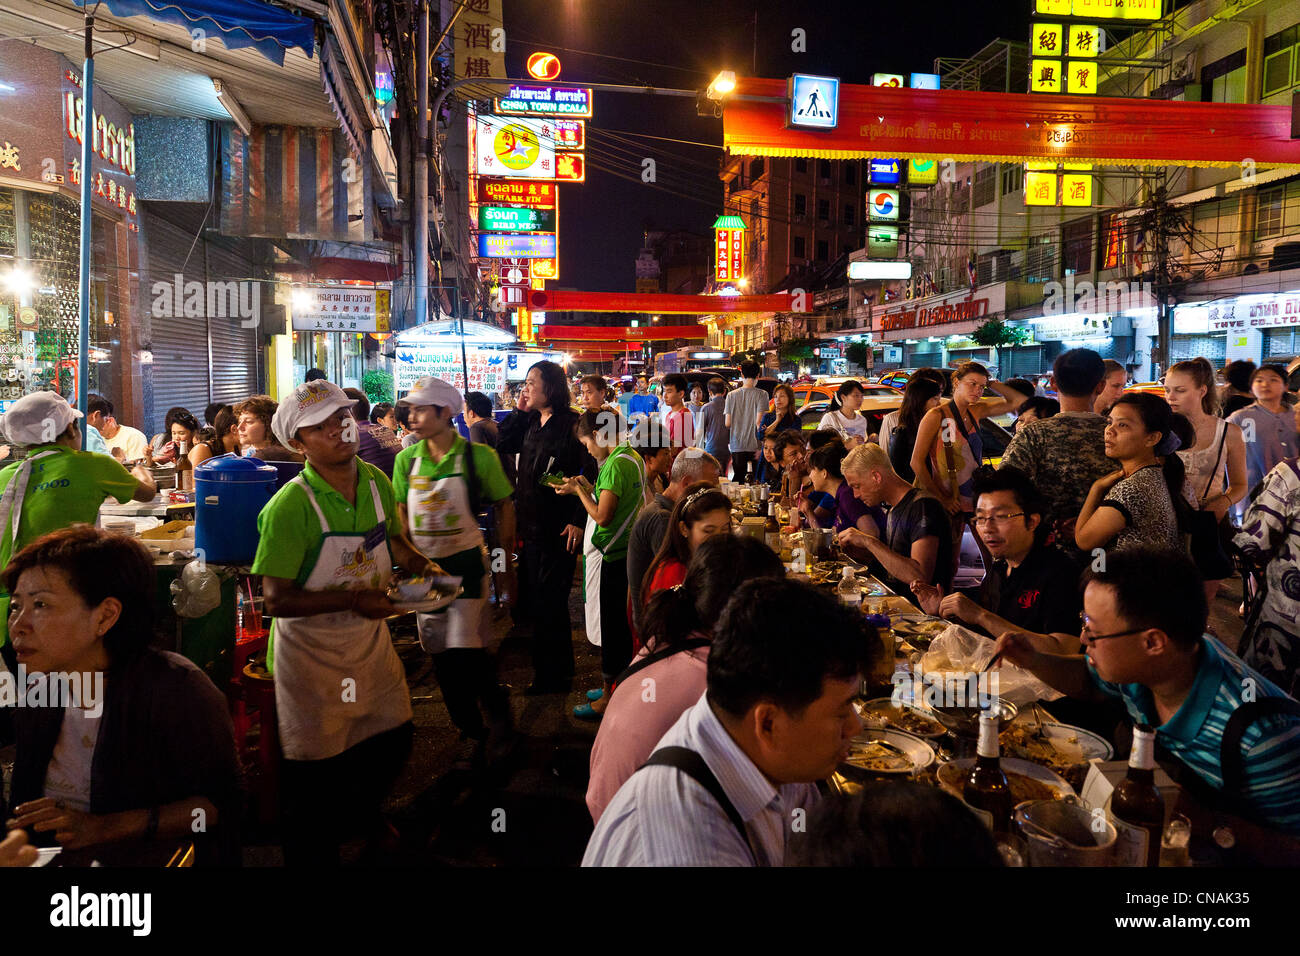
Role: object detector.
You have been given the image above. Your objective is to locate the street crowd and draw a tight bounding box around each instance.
[0,348,1298,867]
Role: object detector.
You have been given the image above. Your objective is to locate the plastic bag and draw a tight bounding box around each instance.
[170,560,222,618]
[918,623,1062,706]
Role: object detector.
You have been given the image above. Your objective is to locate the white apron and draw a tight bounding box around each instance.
[581,447,650,650]
[0,449,58,550]
[406,446,491,653]
[271,474,412,761]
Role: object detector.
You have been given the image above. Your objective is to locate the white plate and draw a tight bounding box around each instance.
[1035,721,1114,761]
[842,728,936,775]
[388,587,463,615]
[29,847,61,867]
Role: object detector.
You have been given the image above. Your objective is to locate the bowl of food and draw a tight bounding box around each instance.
[392,577,433,602]
[854,697,947,740]
[540,472,568,489]
[929,697,1018,737]
[838,728,935,780]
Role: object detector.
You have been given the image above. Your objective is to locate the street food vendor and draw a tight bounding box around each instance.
[251,380,441,866]
[393,377,517,759]
[0,392,156,673]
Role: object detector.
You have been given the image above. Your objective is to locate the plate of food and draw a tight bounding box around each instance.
[888,615,949,647]
[854,697,947,739]
[936,756,1074,803]
[386,575,463,614]
[539,472,569,489]
[1000,717,1113,791]
[839,728,935,779]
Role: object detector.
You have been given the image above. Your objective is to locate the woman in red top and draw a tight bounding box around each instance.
[640,483,733,608]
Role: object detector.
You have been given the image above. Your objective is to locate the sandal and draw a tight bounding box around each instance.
[573,703,603,720]
[586,688,604,701]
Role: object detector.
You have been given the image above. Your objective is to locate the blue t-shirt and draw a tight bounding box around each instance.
[1090,636,1300,834]
[628,394,659,420]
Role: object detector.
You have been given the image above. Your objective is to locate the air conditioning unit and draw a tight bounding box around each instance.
[1171,51,1198,84]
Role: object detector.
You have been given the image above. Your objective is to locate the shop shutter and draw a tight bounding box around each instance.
[1170,334,1227,364]
[202,237,261,407]
[144,213,210,435]
[1264,329,1298,360]
[1005,346,1047,377]
[908,350,943,368]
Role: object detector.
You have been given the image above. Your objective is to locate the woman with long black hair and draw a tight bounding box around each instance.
[1075,392,1191,553]
[888,376,943,482]
[496,361,590,694]
[818,380,869,446]
[639,483,733,606]
[585,534,784,823]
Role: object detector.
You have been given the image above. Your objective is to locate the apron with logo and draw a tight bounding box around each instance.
[406,447,491,653]
[582,447,648,649]
[271,474,412,761]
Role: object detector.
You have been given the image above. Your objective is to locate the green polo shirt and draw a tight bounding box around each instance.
[251,458,402,587]
[0,445,140,647]
[591,444,644,562]
[391,435,512,509]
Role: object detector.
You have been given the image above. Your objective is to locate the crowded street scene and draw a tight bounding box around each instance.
[0,0,1297,938]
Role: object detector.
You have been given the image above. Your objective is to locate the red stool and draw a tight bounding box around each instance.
[238,657,280,827]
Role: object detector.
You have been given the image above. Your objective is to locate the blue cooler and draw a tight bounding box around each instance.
[195,454,278,565]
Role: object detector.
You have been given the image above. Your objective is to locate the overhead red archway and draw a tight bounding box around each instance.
[534,324,708,342]
[722,77,1300,168]
[528,290,806,313]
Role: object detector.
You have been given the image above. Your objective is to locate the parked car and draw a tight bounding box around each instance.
[798,394,1012,467]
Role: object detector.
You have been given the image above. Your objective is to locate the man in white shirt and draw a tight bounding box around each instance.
[87,395,148,460]
[582,578,871,866]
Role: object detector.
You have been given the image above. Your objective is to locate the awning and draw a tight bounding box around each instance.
[723,77,1300,169]
[322,35,368,161]
[74,0,315,67]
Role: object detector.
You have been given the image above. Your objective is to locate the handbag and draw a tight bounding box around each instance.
[1187,424,1234,580]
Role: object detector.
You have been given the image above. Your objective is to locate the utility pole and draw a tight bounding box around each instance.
[77,11,94,444]
[1150,170,1173,380]
[413,1,429,330]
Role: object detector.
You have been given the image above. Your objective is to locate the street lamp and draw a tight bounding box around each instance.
[700,70,737,117]
[708,71,737,99]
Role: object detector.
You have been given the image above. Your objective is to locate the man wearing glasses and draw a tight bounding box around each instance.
[910,466,1080,640]
[994,546,1300,836]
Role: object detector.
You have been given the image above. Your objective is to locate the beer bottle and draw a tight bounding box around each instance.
[964,711,1013,834]
[764,500,781,552]
[1112,725,1164,867]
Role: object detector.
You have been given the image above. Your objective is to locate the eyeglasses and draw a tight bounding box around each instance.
[1079,612,1146,642]
[972,512,1025,527]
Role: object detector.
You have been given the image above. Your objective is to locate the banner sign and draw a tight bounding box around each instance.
[534,324,710,341]
[478,233,557,258]
[478,205,556,232]
[554,119,585,150]
[526,290,808,314]
[478,178,556,207]
[723,77,1300,167]
[394,347,507,395]
[291,286,391,332]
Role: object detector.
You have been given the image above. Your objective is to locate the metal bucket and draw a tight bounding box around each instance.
[1014,798,1117,866]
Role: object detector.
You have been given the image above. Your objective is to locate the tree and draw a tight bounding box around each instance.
[969,318,1027,377]
[362,369,394,405]
[845,341,870,371]
[777,337,816,365]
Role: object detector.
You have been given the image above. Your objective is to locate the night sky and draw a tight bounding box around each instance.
[501,0,1032,292]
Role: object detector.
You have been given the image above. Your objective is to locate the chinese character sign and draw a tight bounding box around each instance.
[715,228,744,281]
[454,0,505,82]
[291,287,391,332]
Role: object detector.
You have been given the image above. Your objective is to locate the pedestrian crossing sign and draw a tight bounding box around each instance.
[788,74,840,130]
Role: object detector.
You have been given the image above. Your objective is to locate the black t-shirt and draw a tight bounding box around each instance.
[1221,394,1253,419]
[884,488,953,593]
[981,542,1082,636]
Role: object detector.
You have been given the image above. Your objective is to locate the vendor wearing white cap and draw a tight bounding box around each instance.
[250,379,439,867]
[0,392,156,672]
[393,377,517,760]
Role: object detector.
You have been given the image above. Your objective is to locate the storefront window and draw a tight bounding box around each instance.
[0,189,121,411]
[340,333,364,389]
